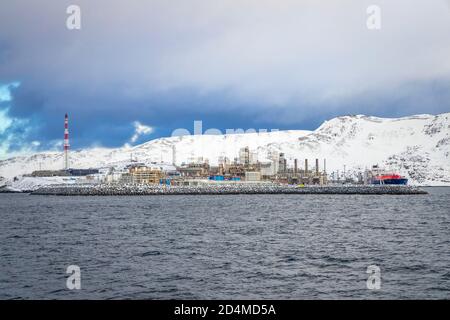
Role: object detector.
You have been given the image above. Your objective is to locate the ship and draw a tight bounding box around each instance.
[371,173,408,185]
[369,165,408,185]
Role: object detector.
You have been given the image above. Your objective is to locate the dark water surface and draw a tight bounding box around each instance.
[1,188,449,299]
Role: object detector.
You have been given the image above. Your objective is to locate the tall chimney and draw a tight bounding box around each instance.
[294,159,298,175]
[316,158,319,176]
[323,158,327,173]
[172,145,176,166]
[64,113,70,170]
[305,159,308,176]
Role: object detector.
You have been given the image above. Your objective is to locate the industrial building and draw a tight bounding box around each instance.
[28,168,99,178]
[128,165,164,184]
[26,115,99,179]
[245,171,261,182]
[278,158,328,185]
[30,122,331,187]
[171,147,328,186]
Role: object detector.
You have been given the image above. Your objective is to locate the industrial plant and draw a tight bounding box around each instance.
[24,114,408,188]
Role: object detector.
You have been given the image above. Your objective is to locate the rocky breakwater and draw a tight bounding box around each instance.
[31,183,428,196]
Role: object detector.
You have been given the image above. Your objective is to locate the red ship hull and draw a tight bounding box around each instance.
[371,174,408,185]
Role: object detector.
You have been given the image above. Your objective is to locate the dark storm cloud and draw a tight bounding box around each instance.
[0,0,449,154]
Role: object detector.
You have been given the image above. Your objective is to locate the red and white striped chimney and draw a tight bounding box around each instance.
[64,113,70,170]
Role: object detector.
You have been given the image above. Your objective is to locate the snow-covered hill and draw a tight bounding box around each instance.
[0,113,449,186]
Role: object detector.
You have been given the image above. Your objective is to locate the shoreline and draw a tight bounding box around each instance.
[30,184,428,196]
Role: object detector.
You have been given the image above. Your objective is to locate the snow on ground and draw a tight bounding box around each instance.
[8,176,81,192]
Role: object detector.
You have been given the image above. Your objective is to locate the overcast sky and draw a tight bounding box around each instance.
[1,0,450,157]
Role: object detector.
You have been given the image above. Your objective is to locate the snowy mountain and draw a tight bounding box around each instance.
[0,113,449,186]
